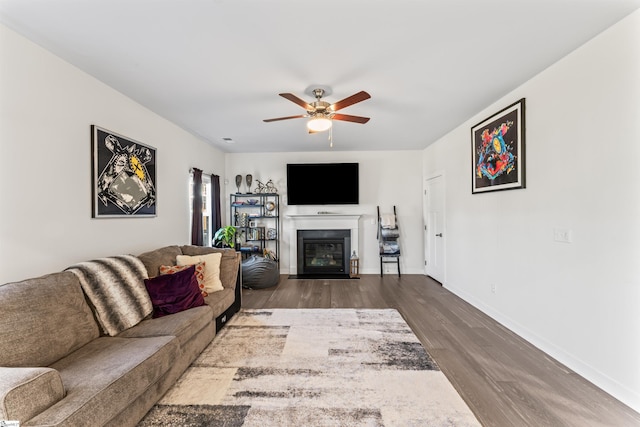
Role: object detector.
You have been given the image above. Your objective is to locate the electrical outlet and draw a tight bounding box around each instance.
[491,284,497,294]
[553,228,573,243]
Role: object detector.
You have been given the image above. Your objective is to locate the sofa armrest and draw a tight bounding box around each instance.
[0,367,65,423]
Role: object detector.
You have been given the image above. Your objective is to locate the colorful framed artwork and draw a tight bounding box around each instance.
[91,125,157,218]
[471,98,525,194]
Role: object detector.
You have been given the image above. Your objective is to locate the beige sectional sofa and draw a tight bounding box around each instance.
[0,245,241,426]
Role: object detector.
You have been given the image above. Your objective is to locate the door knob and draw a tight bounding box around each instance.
[435,233,443,237]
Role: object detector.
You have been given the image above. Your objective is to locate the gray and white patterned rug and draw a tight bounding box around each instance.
[139,309,480,426]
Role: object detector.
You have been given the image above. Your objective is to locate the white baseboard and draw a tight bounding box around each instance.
[444,283,640,413]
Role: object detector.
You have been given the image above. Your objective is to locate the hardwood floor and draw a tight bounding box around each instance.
[242,274,640,427]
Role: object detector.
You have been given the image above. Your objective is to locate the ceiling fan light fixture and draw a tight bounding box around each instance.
[307,116,332,132]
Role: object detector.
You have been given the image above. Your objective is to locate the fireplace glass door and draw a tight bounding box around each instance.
[303,240,345,274]
[297,229,351,276]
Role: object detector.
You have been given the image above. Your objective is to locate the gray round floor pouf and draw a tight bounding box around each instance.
[242,256,279,289]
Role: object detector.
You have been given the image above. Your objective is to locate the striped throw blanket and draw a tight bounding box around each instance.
[67,255,153,336]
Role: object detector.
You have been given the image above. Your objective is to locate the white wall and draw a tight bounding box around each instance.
[423,10,640,411]
[0,24,226,284]
[225,151,424,275]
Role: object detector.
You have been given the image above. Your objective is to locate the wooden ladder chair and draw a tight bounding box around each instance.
[377,206,401,277]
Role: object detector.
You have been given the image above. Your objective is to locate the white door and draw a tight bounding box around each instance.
[424,175,445,283]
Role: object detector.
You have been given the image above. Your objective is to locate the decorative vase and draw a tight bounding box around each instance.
[246,174,253,193]
[235,175,242,194]
[239,212,249,227]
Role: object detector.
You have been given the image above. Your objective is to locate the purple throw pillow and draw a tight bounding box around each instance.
[144,264,205,318]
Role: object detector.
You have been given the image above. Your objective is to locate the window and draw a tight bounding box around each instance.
[189,172,213,245]
[201,174,212,245]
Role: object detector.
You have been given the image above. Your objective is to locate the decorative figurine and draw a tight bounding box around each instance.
[254,180,266,194]
[265,179,278,194]
[245,174,253,193]
[235,174,242,194]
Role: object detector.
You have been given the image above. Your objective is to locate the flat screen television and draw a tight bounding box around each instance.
[286,163,359,205]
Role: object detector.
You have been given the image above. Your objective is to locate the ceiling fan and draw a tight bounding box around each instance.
[263,88,371,132]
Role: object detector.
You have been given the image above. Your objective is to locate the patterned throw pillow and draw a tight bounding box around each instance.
[176,252,223,293]
[160,262,208,297]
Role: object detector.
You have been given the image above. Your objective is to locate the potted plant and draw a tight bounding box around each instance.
[213,225,237,248]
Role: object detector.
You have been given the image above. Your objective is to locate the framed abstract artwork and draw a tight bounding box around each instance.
[471,98,525,194]
[91,125,157,218]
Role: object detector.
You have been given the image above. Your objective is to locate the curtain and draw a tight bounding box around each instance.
[191,168,203,246]
[211,174,222,232]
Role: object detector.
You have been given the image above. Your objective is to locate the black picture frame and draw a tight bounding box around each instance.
[91,125,157,218]
[471,99,525,194]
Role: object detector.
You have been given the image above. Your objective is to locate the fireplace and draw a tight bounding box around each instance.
[297,229,351,277]
[286,213,361,276]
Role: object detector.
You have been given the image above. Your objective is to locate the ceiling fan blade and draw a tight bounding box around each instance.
[263,114,307,123]
[279,93,312,110]
[330,91,371,111]
[332,113,370,124]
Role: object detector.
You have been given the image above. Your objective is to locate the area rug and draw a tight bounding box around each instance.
[138,309,480,426]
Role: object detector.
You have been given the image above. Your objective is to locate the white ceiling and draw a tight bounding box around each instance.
[1,0,639,153]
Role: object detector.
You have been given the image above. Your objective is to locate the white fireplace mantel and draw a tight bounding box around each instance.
[286,214,362,275]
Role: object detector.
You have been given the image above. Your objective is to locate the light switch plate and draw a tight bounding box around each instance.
[554,228,572,243]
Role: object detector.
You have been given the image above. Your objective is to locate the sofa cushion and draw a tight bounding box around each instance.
[27,336,178,427]
[176,252,223,293]
[118,304,213,349]
[180,246,239,291]
[0,367,65,423]
[203,288,236,319]
[138,245,183,277]
[144,265,205,318]
[0,271,99,367]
